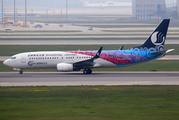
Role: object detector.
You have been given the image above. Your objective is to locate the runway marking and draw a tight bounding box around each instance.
[160,57,169,60]
[0,83,9,85]
[107,81,151,85]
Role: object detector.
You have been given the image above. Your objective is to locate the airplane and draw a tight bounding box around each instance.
[3,19,174,74]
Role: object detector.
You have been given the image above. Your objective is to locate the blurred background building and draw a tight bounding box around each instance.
[132,0,167,19]
[1,0,179,23]
[83,0,131,7]
[177,0,179,18]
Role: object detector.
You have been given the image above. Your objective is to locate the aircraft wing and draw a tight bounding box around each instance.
[73,47,103,68]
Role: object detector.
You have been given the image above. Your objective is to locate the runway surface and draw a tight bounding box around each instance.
[1,40,179,45]
[0,72,179,86]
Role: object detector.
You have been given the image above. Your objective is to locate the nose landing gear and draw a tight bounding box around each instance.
[19,69,23,74]
[83,68,92,74]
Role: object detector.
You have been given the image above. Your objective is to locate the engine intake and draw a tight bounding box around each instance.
[57,63,73,72]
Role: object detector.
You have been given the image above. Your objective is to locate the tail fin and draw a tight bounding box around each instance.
[130,19,170,51]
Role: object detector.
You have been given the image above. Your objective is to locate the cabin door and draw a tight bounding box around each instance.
[21,54,26,63]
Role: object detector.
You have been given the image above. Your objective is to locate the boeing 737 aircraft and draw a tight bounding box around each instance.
[3,19,174,74]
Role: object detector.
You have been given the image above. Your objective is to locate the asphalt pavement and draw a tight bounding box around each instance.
[0,72,179,86]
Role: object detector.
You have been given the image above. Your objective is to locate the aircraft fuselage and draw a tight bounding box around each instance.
[4,50,162,70]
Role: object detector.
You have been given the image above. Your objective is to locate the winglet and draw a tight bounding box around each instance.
[93,47,103,59]
[119,46,124,50]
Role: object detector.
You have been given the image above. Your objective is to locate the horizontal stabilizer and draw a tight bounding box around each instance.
[166,49,175,53]
[150,49,174,55]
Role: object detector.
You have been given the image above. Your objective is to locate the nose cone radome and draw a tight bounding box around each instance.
[3,59,10,67]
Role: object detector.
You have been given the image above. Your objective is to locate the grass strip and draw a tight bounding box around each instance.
[102,30,179,32]
[0,30,82,33]
[0,60,179,72]
[0,86,179,120]
[1,33,179,36]
[0,37,179,40]
[0,44,178,56]
[1,34,153,36]
[76,25,157,28]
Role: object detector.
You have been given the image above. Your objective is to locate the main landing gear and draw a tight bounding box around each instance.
[19,69,23,74]
[83,68,92,74]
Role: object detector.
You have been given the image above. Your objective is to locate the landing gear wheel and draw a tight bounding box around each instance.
[83,68,92,74]
[19,70,23,74]
[88,69,92,74]
[83,70,88,74]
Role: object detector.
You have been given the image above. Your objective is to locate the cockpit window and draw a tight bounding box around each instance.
[11,57,16,59]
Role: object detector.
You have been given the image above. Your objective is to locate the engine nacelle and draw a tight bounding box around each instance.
[57,63,73,72]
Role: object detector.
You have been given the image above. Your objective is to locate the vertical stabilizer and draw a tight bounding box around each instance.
[131,19,170,51]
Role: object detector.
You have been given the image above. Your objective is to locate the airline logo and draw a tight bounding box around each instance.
[28,61,33,66]
[151,31,165,45]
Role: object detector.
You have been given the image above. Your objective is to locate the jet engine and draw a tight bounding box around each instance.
[57,63,73,72]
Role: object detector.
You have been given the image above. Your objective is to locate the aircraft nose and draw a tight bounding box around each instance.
[3,59,10,66]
